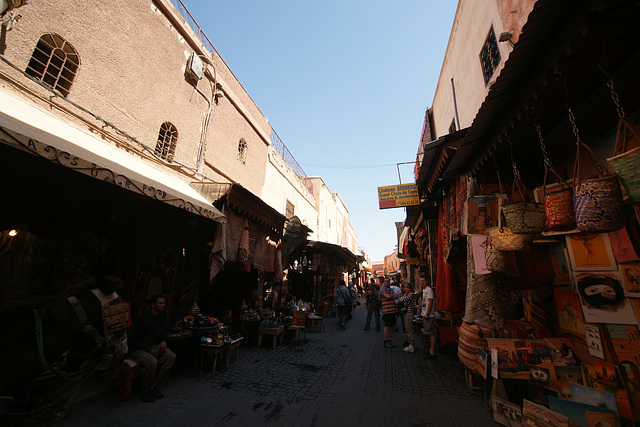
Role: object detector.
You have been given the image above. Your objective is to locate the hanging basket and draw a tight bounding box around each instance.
[573,142,625,233]
[542,168,575,231]
[484,238,509,272]
[501,178,545,234]
[486,227,533,251]
[607,118,640,203]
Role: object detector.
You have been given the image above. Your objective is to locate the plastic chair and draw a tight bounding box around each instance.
[288,310,307,342]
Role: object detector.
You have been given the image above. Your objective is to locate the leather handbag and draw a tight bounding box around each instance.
[542,167,575,231]
[573,141,625,233]
[607,118,640,203]
[501,178,546,234]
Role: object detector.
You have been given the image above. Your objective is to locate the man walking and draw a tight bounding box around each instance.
[380,278,397,348]
[419,276,437,359]
[363,278,381,331]
[334,280,351,329]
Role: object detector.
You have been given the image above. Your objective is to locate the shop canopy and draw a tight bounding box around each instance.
[191,182,288,235]
[0,90,225,223]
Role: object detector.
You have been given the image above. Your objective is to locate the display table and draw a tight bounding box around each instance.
[257,326,284,349]
[198,343,226,376]
[225,337,244,368]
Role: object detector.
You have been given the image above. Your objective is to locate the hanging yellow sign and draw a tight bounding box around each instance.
[377,184,419,209]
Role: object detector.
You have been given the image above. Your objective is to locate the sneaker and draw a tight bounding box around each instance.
[150,388,164,399]
[384,341,394,348]
[404,345,415,353]
[140,391,155,403]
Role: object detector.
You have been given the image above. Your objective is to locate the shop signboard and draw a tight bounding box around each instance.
[377,183,419,209]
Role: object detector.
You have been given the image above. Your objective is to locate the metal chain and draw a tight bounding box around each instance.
[607,79,626,119]
[567,107,581,146]
[536,124,553,170]
[507,134,522,181]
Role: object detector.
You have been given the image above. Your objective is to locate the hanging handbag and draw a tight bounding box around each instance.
[542,167,575,231]
[607,118,640,203]
[483,238,509,272]
[604,79,640,203]
[573,141,625,233]
[501,179,546,234]
[486,225,533,252]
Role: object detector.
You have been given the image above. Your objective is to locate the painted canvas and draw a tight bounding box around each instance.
[553,287,585,336]
[566,233,617,271]
[545,337,581,366]
[605,324,640,392]
[554,366,583,384]
[527,383,559,407]
[465,196,500,235]
[548,396,616,427]
[522,399,568,427]
[620,262,640,297]
[570,383,618,420]
[576,272,636,324]
[487,339,554,380]
[492,397,522,427]
[549,241,572,286]
[609,227,640,264]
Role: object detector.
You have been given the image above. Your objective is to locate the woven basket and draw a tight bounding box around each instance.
[502,202,546,234]
[486,227,533,251]
[574,142,625,233]
[484,244,508,272]
[607,118,640,203]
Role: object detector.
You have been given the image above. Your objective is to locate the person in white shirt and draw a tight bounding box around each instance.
[419,276,437,359]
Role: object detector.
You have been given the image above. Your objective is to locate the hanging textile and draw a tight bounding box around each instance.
[435,203,464,312]
[274,241,283,281]
[252,233,269,272]
[225,208,245,262]
[209,214,227,281]
[237,218,250,269]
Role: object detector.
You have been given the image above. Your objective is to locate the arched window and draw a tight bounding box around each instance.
[26,34,79,97]
[155,122,178,162]
[237,138,247,164]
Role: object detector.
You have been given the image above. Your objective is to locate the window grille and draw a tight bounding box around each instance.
[285,199,295,219]
[26,34,79,97]
[155,122,178,162]
[480,27,501,84]
[237,138,247,164]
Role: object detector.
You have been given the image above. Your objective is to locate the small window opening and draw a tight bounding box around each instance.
[155,122,178,162]
[480,27,501,84]
[237,138,247,164]
[26,34,79,97]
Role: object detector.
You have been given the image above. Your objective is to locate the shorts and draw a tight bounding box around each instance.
[422,316,436,335]
[383,313,397,327]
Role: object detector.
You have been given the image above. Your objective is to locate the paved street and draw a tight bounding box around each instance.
[55,301,495,427]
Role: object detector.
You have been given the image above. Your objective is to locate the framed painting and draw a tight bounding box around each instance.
[576,271,636,324]
[553,287,584,336]
[565,233,617,271]
[620,262,640,297]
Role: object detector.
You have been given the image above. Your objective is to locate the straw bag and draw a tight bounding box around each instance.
[501,179,546,234]
[542,167,575,231]
[607,118,640,203]
[484,238,508,272]
[486,226,533,251]
[573,141,625,233]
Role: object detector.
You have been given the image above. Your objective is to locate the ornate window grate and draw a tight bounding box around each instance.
[480,27,501,84]
[26,34,79,97]
[237,138,247,164]
[155,122,178,162]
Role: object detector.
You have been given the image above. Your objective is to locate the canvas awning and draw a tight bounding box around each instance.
[0,90,224,222]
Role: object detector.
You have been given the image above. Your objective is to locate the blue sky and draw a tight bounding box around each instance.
[180,0,458,262]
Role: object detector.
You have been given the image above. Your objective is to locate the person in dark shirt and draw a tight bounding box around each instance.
[128,294,176,403]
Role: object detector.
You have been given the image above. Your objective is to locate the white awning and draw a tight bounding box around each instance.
[0,90,224,222]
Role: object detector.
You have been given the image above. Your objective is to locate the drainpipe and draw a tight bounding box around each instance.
[451,78,460,131]
[196,56,219,172]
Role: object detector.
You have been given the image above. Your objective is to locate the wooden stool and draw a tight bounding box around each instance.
[109,358,140,400]
[464,367,484,395]
[258,327,284,348]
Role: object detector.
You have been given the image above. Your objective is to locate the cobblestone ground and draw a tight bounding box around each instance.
[51,300,496,427]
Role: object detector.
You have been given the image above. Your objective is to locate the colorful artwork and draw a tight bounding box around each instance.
[549,380,573,399]
[487,339,553,380]
[522,399,568,427]
[545,338,581,366]
[605,324,640,392]
[620,262,640,296]
[492,397,523,427]
[548,396,616,427]
[584,324,605,360]
[553,287,585,336]
[527,383,559,407]
[566,233,617,271]
[576,272,637,324]
[591,361,623,389]
[609,227,640,264]
[570,383,619,420]
[549,241,572,286]
[465,196,501,235]
[478,348,488,380]
[554,366,583,384]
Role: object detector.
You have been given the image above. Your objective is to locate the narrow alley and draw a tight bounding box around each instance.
[58,300,495,427]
